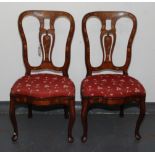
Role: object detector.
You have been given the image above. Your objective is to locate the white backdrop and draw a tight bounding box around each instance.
[0,2,155,102]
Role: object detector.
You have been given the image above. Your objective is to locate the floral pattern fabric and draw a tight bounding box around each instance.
[81,74,145,98]
[11,74,75,98]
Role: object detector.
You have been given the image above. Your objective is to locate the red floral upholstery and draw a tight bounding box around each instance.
[11,74,75,98]
[81,74,145,98]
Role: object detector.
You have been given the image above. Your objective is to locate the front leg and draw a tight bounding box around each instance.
[9,99,18,142]
[81,99,88,143]
[68,100,76,143]
[135,98,146,140]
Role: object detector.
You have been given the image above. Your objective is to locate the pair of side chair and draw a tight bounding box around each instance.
[10,10,146,143]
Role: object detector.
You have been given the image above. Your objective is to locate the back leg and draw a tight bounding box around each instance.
[119,104,124,118]
[28,104,33,118]
[64,106,69,119]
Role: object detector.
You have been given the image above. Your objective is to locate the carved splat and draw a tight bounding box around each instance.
[82,11,137,76]
[104,34,112,62]
[100,29,115,63]
[43,32,52,61]
[18,10,75,76]
[40,28,55,63]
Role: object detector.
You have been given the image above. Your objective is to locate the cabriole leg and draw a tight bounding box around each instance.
[68,100,76,143]
[9,99,18,142]
[135,98,146,140]
[81,99,88,143]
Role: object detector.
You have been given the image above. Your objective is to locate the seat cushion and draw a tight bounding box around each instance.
[81,74,145,98]
[11,74,75,98]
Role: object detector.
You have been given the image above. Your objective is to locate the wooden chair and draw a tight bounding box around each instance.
[81,11,146,142]
[9,10,75,143]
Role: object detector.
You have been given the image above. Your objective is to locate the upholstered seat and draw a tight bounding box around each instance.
[11,74,75,98]
[81,74,145,98]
